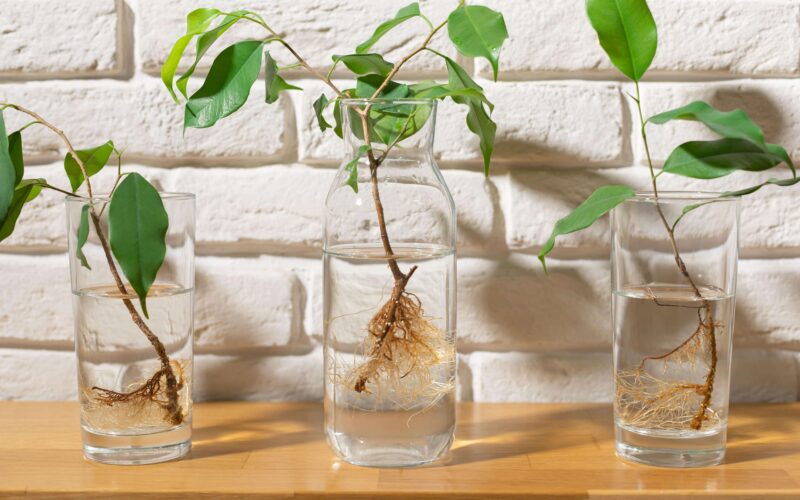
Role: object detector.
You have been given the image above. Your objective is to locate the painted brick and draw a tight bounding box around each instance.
[0,0,122,77]
[507,167,800,255]
[637,80,800,166]
[137,0,457,75]
[195,257,304,351]
[0,349,77,400]
[0,79,286,165]
[194,347,323,401]
[479,0,800,78]
[468,348,797,403]
[458,256,611,352]
[162,165,334,254]
[298,80,627,167]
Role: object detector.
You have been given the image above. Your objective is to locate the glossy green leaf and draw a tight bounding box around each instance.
[766,143,796,177]
[538,185,636,271]
[586,0,657,81]
[663,139,782,179]
[16,178,44,201]
[0,112,14,223]
[356,3,421,54]
[264,52,301,104]
[344,145,370,193]
[185,40,264,129]
[721,176,800,197]
[313,94,332,132]
[436,54,497,174]
[8,131,23,186]
[76,204,92,270]
[410,81,494,111]
[108,173,169,318]
[648,101,766,146]
[333,53,394,77]
[63,141,115,192]
[333,97,344,138]
[175,10,249,99]
[447,5,508,81]
[0,183,34,242]
[354,74,409,99]
[466,102,497,176]
[162,8,222,103]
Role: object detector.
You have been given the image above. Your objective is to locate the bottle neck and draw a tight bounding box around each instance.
[341,99,437,167]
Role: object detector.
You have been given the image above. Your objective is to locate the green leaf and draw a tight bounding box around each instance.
[16,178,45,202]
[63,141,115,192]
[410,81,494,111]
[313,94,332,132]
[108,173,169,318]
[175,10,249,99]
[586,0,657,81]
[435,54,497,174]
[76,204,92,270]
[0,112,14,223]
[345,145,370,193]
[162,8,222,103]
[333,53,394,77]
[766,143,796,177]
[356,3,421,54]
[354,74,409,99]
[8,131,23,186]
[663,139,782,179]
[447,5,508,81]
[0,184,34,243]
[538,185,636,271]
[264,51,301,104]
[648,101,766,146]
[333,97,344,138]
[185,40,264,129]
[721,176,800,197]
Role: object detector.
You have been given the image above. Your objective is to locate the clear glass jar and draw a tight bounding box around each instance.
[611,192,740,467]
[66,193,195,465]
[323,98,456,467]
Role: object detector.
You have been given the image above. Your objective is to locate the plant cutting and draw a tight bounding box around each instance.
[163,1,507,465]
[539,0,797,467]
[0,104,193,464]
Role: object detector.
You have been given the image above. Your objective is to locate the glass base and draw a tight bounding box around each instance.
[82,423,191,465]
[615,423,725,468]
[326,429,454,468]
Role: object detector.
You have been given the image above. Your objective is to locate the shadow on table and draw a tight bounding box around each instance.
[723,404,800,465]
[189,403,323,460]
[443,404,613,467]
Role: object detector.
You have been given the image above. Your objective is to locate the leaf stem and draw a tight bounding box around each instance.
[631,84,717,430]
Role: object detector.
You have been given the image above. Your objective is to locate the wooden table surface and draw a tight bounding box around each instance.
[2,402,800,498]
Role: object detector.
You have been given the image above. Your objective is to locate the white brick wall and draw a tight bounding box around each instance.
[2,0,800,403]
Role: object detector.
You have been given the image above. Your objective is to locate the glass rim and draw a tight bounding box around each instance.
[339,97,437,106]
[65,192,196,204]
[627,191,741,204]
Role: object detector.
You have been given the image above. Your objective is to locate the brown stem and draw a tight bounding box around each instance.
[633,85,717,430]
[1,103,183,425]
[90,213,183,425]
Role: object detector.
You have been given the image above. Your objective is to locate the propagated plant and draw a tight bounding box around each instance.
[540,0,798,430]
[162,2,508,396]
[0,104,185,425]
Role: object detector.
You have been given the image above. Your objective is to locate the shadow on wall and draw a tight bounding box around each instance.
[711,88,785,140]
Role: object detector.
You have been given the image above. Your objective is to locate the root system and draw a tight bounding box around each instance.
[348,280,454,407]
[617,304,722,431]
[92,360,187,426]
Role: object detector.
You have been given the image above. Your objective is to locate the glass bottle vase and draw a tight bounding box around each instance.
[66,193,195,465]
[323,98,457,467]
[611,192,740,467]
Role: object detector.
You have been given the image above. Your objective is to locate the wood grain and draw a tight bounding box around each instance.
[1,402,800,498]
